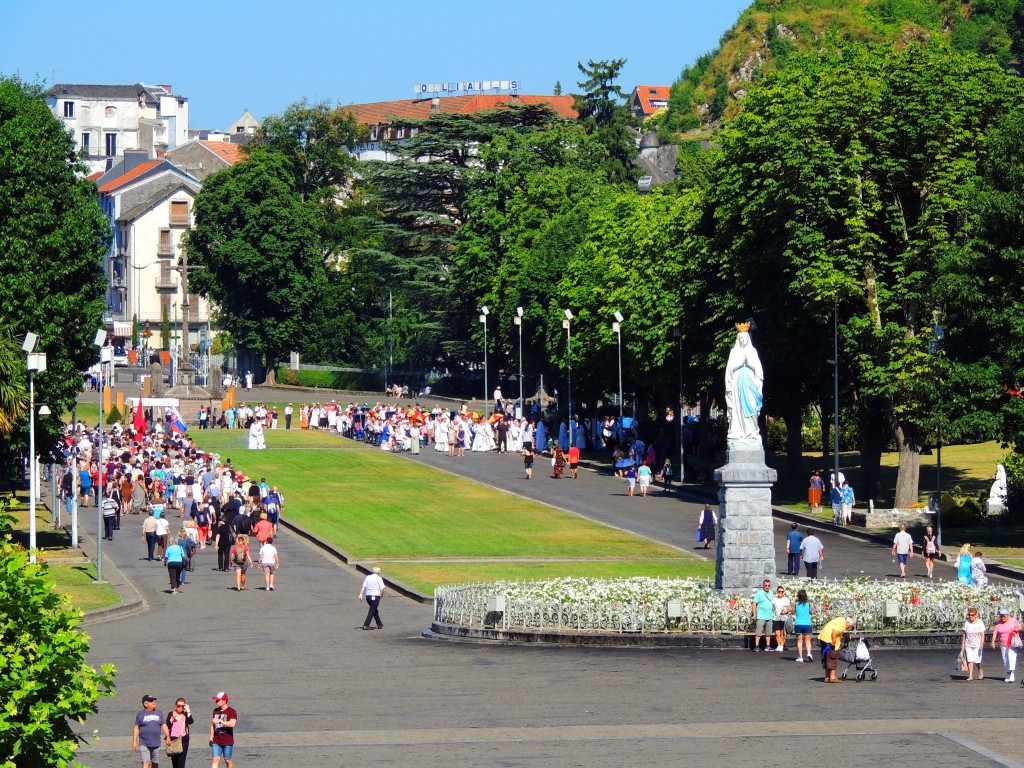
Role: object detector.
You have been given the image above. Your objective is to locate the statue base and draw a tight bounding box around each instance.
[714,442,778,592]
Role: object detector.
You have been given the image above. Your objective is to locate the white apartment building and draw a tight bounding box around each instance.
[46,83,190,174]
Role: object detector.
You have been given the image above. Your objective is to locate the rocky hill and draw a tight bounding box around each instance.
[657,0,1023,137]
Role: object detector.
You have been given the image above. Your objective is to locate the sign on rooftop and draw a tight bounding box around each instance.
[414,80,520,96]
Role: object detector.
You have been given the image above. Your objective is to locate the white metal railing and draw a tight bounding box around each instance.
[433,578,1021,635]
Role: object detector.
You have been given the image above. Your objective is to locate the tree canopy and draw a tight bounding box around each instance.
[0,77,109,449]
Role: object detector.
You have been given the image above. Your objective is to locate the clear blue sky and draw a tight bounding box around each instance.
[1,0,751,130]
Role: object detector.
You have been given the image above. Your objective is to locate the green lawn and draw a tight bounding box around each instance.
[4,494,121,612]
[190,429,696,593]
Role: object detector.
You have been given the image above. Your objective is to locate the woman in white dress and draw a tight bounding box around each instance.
[248,419,265,450]
[471,419,493,452]
[434,414,449,452]
[508,419,523,453]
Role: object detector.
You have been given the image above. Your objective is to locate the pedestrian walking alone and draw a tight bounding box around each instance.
[360,566,385,630]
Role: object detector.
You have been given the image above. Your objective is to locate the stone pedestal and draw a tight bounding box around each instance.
[714,443,778,592]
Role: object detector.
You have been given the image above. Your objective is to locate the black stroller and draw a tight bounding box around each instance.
[838,637,878,682]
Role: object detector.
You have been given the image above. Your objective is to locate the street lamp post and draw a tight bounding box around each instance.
[479,307,489,415]
[829,302,840,512]
[24,332,46,565]
[673,326,684,482]
[931,321,946,548]
[612,312,624,424]
[94,330,110,582]
[563,310,573,419]
[171,300,178,386]
[514,307,524,418]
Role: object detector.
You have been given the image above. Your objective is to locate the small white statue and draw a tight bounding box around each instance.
[725,322,764,443]
[987,463,1007,514]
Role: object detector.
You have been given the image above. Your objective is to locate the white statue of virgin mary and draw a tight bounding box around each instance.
[725,322,764,443]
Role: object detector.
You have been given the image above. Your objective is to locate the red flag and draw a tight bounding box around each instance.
[133,399,146,440]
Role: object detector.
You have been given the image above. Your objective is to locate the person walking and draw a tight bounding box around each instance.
[751,579,775,652]
[284,403,293,430]
[793,589,814,662]
[637,461,653,497]
[841,480,855,526]
[359,565,386,630]
[922,525,940,578]
[214,516,233,572]
[971,550,989,587]
[142,510,159,561]
[164,533,186,594]
[101,490,118,541]
[799,529,824,578]
[808,470,823,512]
[522,442,534,480]
[163,697,194,768]
[210,692,237,768]
[698,504,717,550]
[961,608,986,682]
[957,543,974,585]
[258,536,279,591]
[132,695,164,768]
[772,585,792,653]
[230,534,252,591]
[829,481,843,526]
[991,609,1022,683]
[568,443,581,479]
[786,523,803,576]
[891,524,914,578]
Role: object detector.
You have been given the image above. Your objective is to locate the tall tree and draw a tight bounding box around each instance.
[0,77,109,440]
[707,42,1022,505]
[245,98,367,203]
[573,58,639,184]
[184,153,330,374]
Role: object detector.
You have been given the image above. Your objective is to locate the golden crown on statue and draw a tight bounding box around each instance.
[735,322,751,332]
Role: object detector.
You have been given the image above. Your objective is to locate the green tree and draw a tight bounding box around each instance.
[0,539,116,767]
[573,58,639,184]
[353,104,569,371]
[0,317,27,435]
[707,42,1022,503]
[0,77,110,430]
[185,152,330,374]
[246,98,367,203]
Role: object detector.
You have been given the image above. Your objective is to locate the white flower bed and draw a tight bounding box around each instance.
[433,576,1022,634]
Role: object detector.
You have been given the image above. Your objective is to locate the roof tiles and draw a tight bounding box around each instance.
[341,94,577,124]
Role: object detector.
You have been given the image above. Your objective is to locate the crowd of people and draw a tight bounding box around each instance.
[55,411,285,597]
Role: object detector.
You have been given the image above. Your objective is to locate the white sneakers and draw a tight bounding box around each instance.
[1006,675,1015,683]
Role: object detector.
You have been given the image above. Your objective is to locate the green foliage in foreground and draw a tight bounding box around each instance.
[0,540,116,767]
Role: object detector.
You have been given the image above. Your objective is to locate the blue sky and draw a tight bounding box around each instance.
[1,0,751,130]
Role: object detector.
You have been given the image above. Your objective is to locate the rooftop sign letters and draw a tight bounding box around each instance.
[413,80,520,96]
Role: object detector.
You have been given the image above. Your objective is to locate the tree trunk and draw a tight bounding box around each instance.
[783,405,803,479]
[859,431,883,505]
[892,421,922,509]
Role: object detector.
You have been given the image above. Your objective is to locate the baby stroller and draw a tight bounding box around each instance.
[838,637,878,682]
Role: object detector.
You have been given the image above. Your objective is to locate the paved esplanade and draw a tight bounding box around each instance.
[75,403,1023,767]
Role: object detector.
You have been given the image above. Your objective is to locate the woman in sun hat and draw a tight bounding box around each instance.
[991,609,1022,683]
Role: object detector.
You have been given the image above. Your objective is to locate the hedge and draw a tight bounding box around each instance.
[275,367,383,392]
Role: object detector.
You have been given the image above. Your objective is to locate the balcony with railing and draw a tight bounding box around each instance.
[155,275,178,292]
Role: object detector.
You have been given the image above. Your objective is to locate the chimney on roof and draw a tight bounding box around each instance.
[123,149,150,172]
[430,98,440,116]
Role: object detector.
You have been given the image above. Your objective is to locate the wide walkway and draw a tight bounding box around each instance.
[69,392,1024,768]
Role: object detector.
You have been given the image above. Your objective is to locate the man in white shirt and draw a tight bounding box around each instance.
[799,530,824,579]
[891,524,914,578]
[359,566,386,631]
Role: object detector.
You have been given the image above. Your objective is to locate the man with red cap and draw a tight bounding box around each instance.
[210,692,237,768]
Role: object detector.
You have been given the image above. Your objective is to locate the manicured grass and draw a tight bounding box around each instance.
[189,431,695,590]
[384,560,716,596]
[4,493,122,612]
[44,561,121,612]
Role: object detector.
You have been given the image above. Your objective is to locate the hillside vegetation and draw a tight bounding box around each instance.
[657,0,1023,136]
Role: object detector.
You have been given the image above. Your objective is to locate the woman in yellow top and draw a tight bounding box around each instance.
[818,616,855,683]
